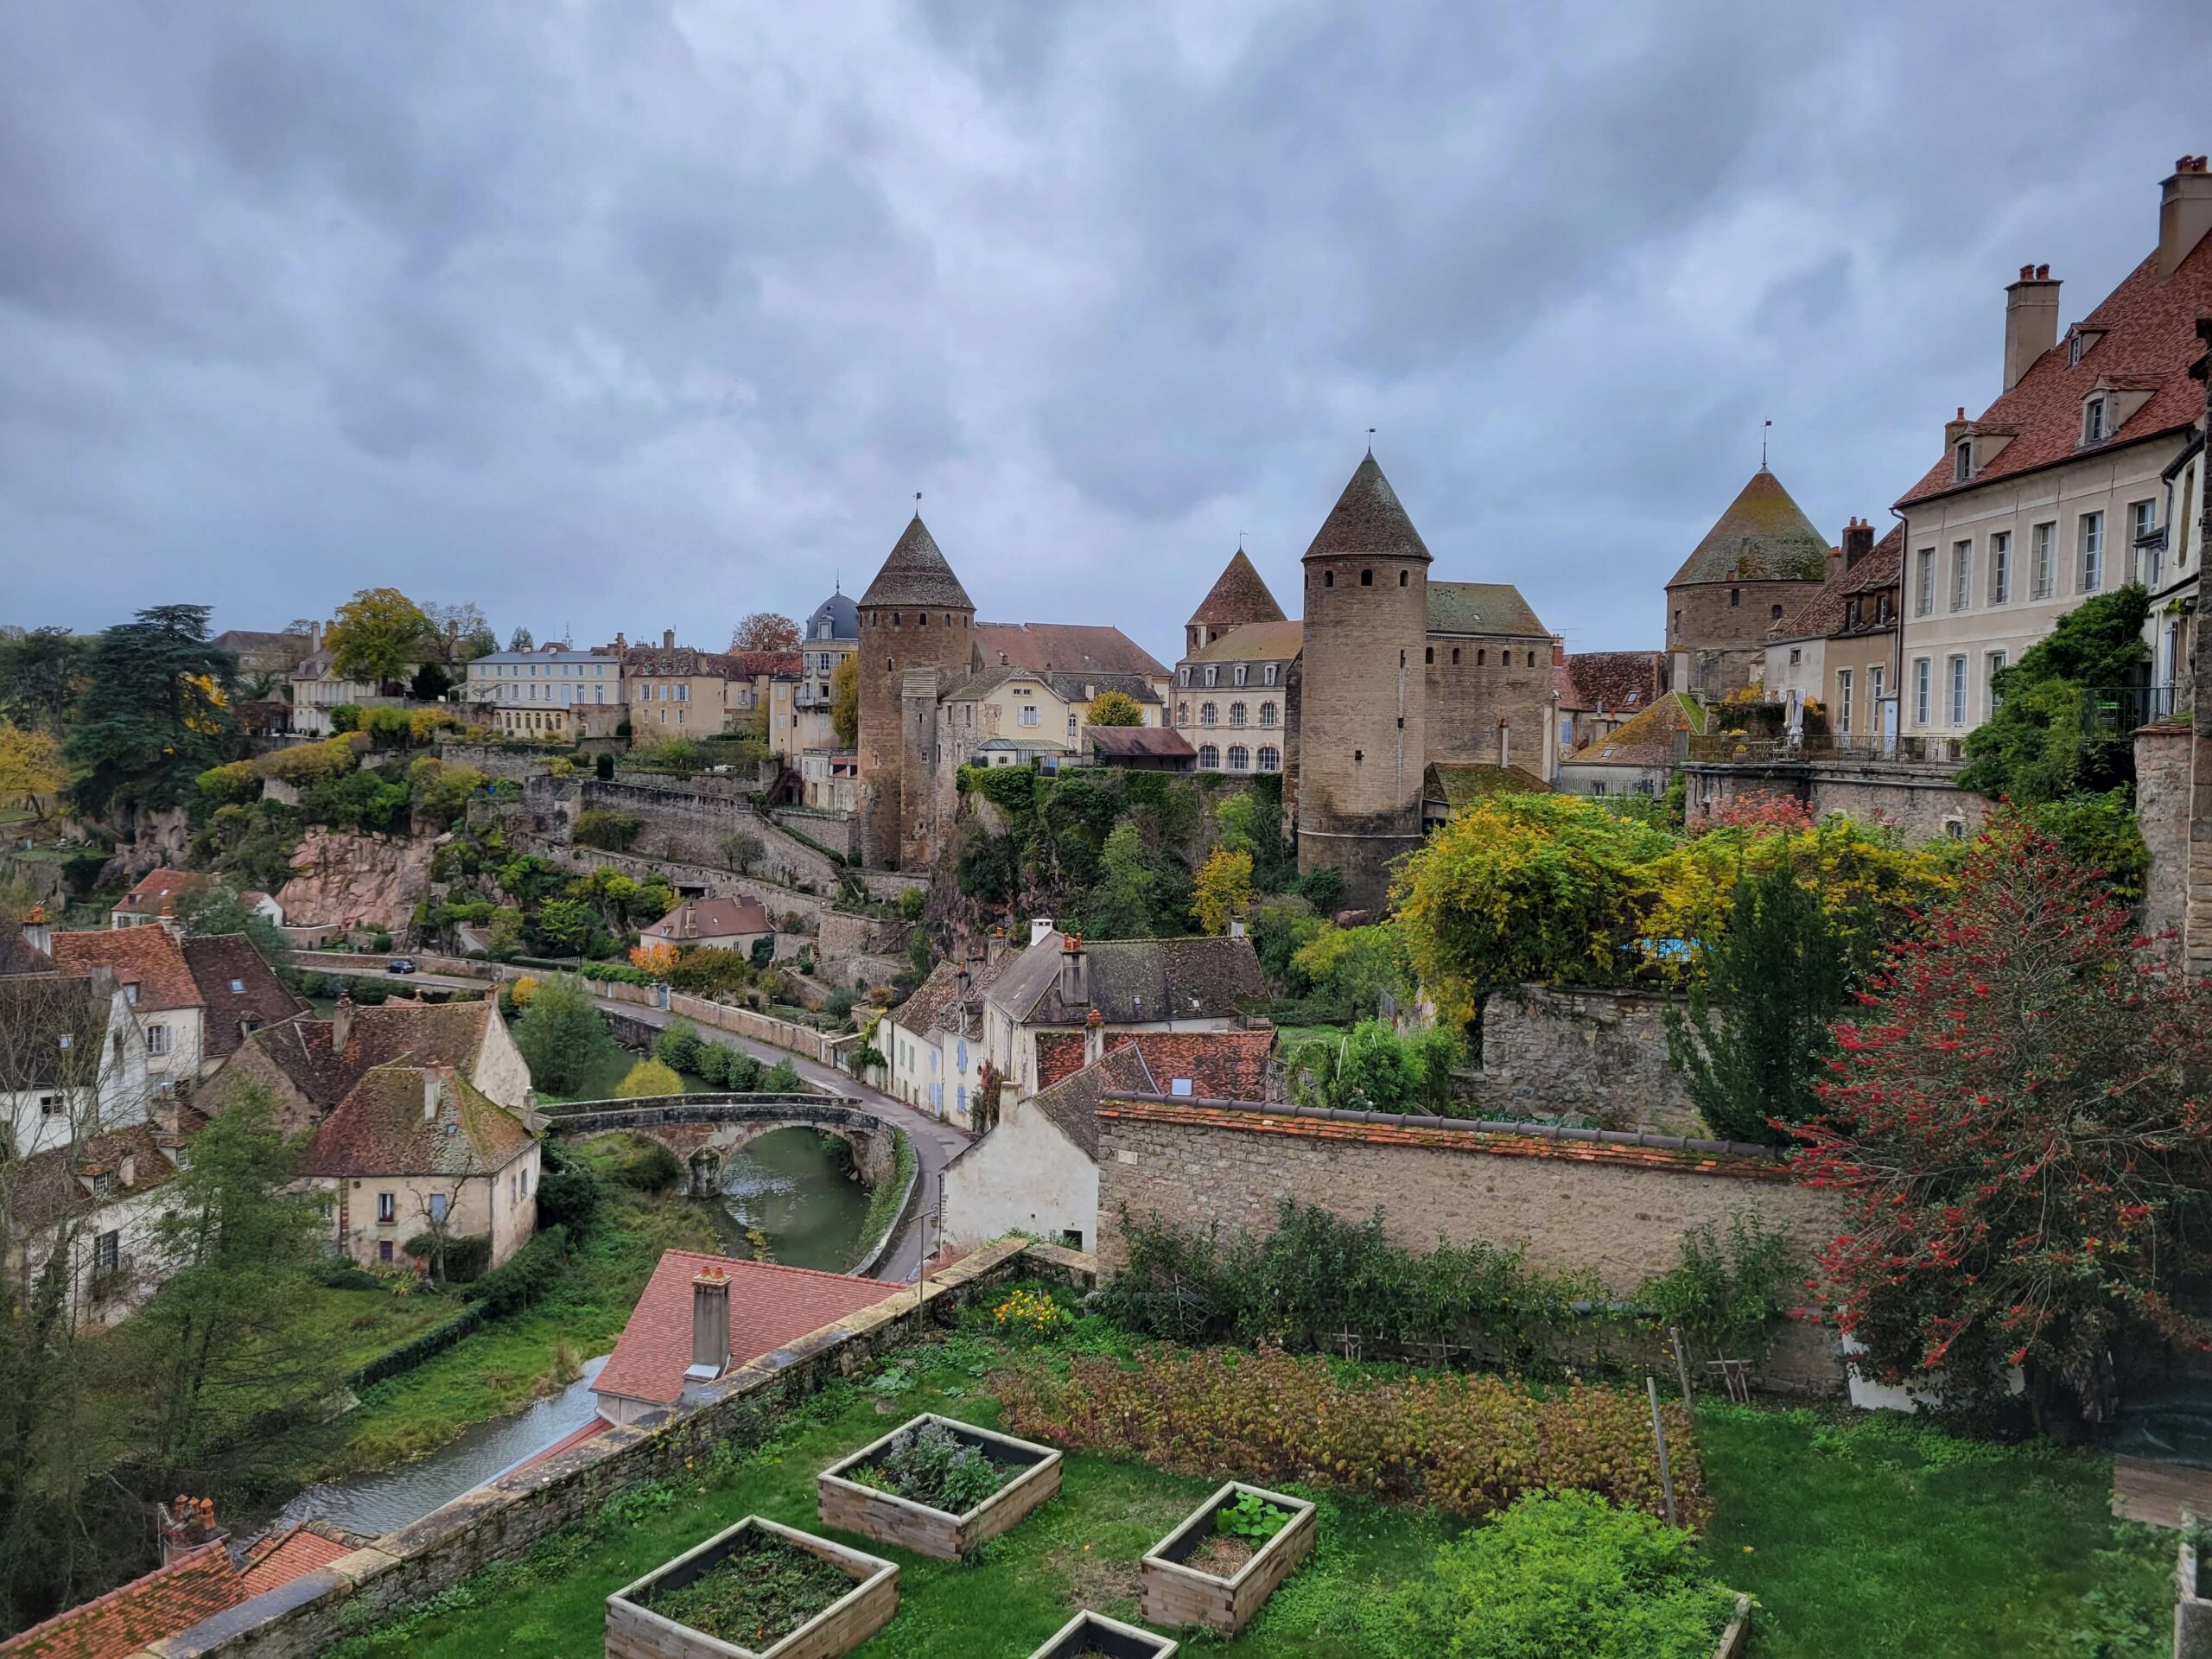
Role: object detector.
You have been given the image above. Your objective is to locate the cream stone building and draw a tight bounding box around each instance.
[623,636,741,735]
[1897,157,2212,742]
[1173,620,1300,779]
[1760,522,1905,745]
[289,647,409,736]
[463,645,625,739]
[935,666,1162,779]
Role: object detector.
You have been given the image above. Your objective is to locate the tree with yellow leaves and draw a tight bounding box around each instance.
[0,724,67,820]
[830,655,859,748]
[1192,847,1254,936]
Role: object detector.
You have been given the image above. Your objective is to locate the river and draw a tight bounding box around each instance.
[272,1128,875,1539]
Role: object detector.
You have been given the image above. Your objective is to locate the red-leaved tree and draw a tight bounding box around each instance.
[1791,814,2212,1421]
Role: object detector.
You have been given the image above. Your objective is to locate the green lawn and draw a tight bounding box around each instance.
[1697,1404,2170,1658]
[534,1049,716,1104]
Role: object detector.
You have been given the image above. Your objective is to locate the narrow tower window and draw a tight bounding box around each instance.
[1361,569,1373,586]
[1399,569,1408,587]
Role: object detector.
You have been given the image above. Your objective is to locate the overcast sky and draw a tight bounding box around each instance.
[3,2,2207,664]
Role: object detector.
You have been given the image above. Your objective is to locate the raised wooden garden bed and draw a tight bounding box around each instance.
[1026,1610,1180,1659]
[1138,1481,1315,1636]
[1713,1592,1752,1659]
[605,1515,897,1659]
[817,1412,1063,1561]
[2177,1531,2212,1659]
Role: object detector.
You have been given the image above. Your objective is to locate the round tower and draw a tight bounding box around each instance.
[1294,452,1432,912]
[856,513,976,868]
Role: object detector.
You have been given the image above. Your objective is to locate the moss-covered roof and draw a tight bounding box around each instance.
[1667,468,1833,587]
[1422,762,1551,808]
[858,514,974,610]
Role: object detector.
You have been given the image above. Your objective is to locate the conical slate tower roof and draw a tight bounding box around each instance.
[859,515,974,610]
[1302,453,1432,563]
[1667,468,1832,588]
[1187,548,1286,628]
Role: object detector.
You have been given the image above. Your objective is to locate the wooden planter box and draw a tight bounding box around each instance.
[1713,1592,1752,1659]
[605,1516,897,1659]
[1027,1610,1179,1658]
[2178,1534,2212,1659]
[817,1413,1064,1561]
[1138,1482,1315,1636]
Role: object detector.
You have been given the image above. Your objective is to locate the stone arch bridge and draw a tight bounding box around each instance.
[536,1094,896,1197]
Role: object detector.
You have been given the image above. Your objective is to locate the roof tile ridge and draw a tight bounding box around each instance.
[660,1248,899,1288]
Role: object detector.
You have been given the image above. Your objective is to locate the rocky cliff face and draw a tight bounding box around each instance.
[276,830,437,931]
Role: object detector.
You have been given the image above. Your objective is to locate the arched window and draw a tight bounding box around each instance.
[1227,745,1250,772]
[1424,646,1434,664]
[1361,569,1373,586]
[1399,569,1408,586]
[1229,702,1247,727]
[1257,745,1281,772]
[1477,649,1486,665]
[1258,702,1276,728]
[1234,664,1248,686]
[1199,702,1217,725]
[1198,744,1220,769]
[1451,647,1460,664]
[1179,666,1191,686]
[1528,652,1537,666]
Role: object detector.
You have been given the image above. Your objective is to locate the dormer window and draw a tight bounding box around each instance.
[1953,439,1973,482]
[2083,396,2108,445]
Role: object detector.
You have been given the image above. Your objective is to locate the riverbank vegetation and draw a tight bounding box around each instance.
[320,1284,2163,1659]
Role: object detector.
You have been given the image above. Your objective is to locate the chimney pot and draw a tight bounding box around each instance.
[332,993,354,1056]
[663,628,675,650]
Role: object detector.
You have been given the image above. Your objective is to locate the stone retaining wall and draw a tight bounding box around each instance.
[156,1239,1095,1659]
[1467,985,1696,1134]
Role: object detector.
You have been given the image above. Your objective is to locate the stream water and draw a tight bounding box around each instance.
[271,1128,875,1539]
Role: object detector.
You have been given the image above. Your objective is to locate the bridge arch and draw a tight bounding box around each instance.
[537,1093,895,1197]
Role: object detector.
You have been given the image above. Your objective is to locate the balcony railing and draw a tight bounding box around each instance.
[1677,732,1969,767]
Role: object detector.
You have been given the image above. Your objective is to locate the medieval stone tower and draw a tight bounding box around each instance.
[1295,452,1432,912]
[857,513,976,868]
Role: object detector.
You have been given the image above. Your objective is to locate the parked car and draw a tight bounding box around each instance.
[387,957,416,975]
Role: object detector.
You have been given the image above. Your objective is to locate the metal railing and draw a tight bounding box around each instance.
[1677,732,1969,767]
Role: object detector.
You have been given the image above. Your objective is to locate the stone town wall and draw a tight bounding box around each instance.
[2139,724,2193,959]
[1807,762,1989,841]
[165,1240,1092,1659]
[1094,1099,1844,1393]
[1468,985,1696,1134]
[1423,633,1554,772]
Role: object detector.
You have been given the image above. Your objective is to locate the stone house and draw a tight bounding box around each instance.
[933,666,1163,800]
[798,749,862,811]
[1173,619,1300,779]
[979,925,1266,1100]
[591,1249,899,1426]
[195,997,533,1133]
[0,957,147,1164]
[1895,156,2212,742]
[110,867,207,931]
[800,588,861,713]
[461,645,625,740]
[180,934,310,1072]
[622,635,742,735]
[1761,522,1904,744]
[210,625,317,680]
[1664,467,1834,700]
[1553,648,1669,756]
[942,1028,1273,1256]
[1555,691,1708,799]
[289,646,420,736]
[10,1115,201,1326]
[639,896,774,957]
[1084,725,1198,772]
[880,949,1019,1128]
[49,925,207,1094]
[302,1064,540,1270]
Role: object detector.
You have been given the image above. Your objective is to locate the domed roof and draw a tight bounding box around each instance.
[805,588,860,642]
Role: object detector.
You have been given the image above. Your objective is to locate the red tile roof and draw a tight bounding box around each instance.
[1095,1098,1791,1180]
[594,1250,902,1408]
[112,868,207,921]
[1556,652,1667,715]
[180,935,308,1063]
[974,622,1168,680]
[1086,726,1196,762]
[1771,525,1904,641]
[302,1066,532,1179]
[1187,549,1287,629]
[641,897,772,945]
[1033,1027,1275,1100]
[1898,232,2212,507]
[48,926,201,1013]
[0,1522,346,1658]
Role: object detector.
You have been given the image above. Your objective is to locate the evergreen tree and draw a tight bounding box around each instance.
[1665,852,1862,1146]
[66,604,238,820]
[512,976,615,1095]
[1093,822,1157,937]
[1958,586,2150,804]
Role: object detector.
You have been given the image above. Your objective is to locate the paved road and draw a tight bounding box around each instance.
[340,965,967,1281]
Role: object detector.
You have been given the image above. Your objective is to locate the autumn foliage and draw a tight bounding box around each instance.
[628,941,680,978]
[1792,815,2212,1415]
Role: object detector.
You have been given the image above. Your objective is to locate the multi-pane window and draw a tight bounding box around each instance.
[2084,397,2107,444]
[1870,665,1885,726]
[377,1192,397,1224]
[2079,512,2105,592]
[93,1230,119,1275]
[2133,499,2161,586]
[1986,650,2008,714]
[1228,702,1247,727]
[1198,745,1220,770]
[1948,655,1967,727]
[1258,702,1277,728]
[1227,746,1250,772]
[1257,746,1281,772]
[1950,541,1972,612]
[1017,704,1039,727]
[2031,522,2056,598]
[1198,702,1217,726]
[1914,550,1935,617]
[1262,664,1278,686]
[1988,531,2011,604]
[1913,658,1931,726]
[1836,670,1853,736]
[145,1024,169,1056]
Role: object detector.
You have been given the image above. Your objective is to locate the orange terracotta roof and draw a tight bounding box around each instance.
[973,622,1168,679]
[1898,229,2212,508]
[112,868,207,920]
[48,926,201,1013]
[1095,1097,1790,1180]
[594,1249,902,1408]
[238,1523,350,1596]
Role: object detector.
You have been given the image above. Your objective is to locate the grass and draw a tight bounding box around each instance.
[319,1309,2177,1659]
[281,1161,721,1481]
[534,1047,715,1104]
[1697,1403,2171,1658]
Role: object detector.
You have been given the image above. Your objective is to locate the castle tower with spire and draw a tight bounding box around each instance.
[1184,546,1285,658]
[1663,466,1833,698]
[856,512,976,868]
[1295,452,1433,911]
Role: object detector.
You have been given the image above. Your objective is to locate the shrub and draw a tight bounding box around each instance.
[694,1042,734,1087]
[573,809,643,851]
[534,1140,602,1236]
[654,1018,702,1074]
[1378,1491,1737,1659]
[851,1421,1003,1514]
[604,1137,683,1192]
[667,946,754,996]
[824,988,857,1020]
[762,1058,799,1093]
[512,975,615,1094]
[464,1226,570,1316]
[897,887,925,922]
[725,1051,763,1091]
[997,1344,1703,1524]
[310,1257,382,1291]
[594,753,615,780]
[195,760,261,808]
[403,1230,493,1285]
[613,1058,683,1098]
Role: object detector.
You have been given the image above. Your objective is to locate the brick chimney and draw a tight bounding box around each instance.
[1058,932,1088,1008]
[1841,518,1876,573]
[2003,263,2061,391]
[2159,156,2212,279]
[1083,1007,1104,1068]
[663,628,677,650]
[687,1268,731,1381]
[423,1071,442,1122]
[157,1497,225,1567]
[332,991,354,1057]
